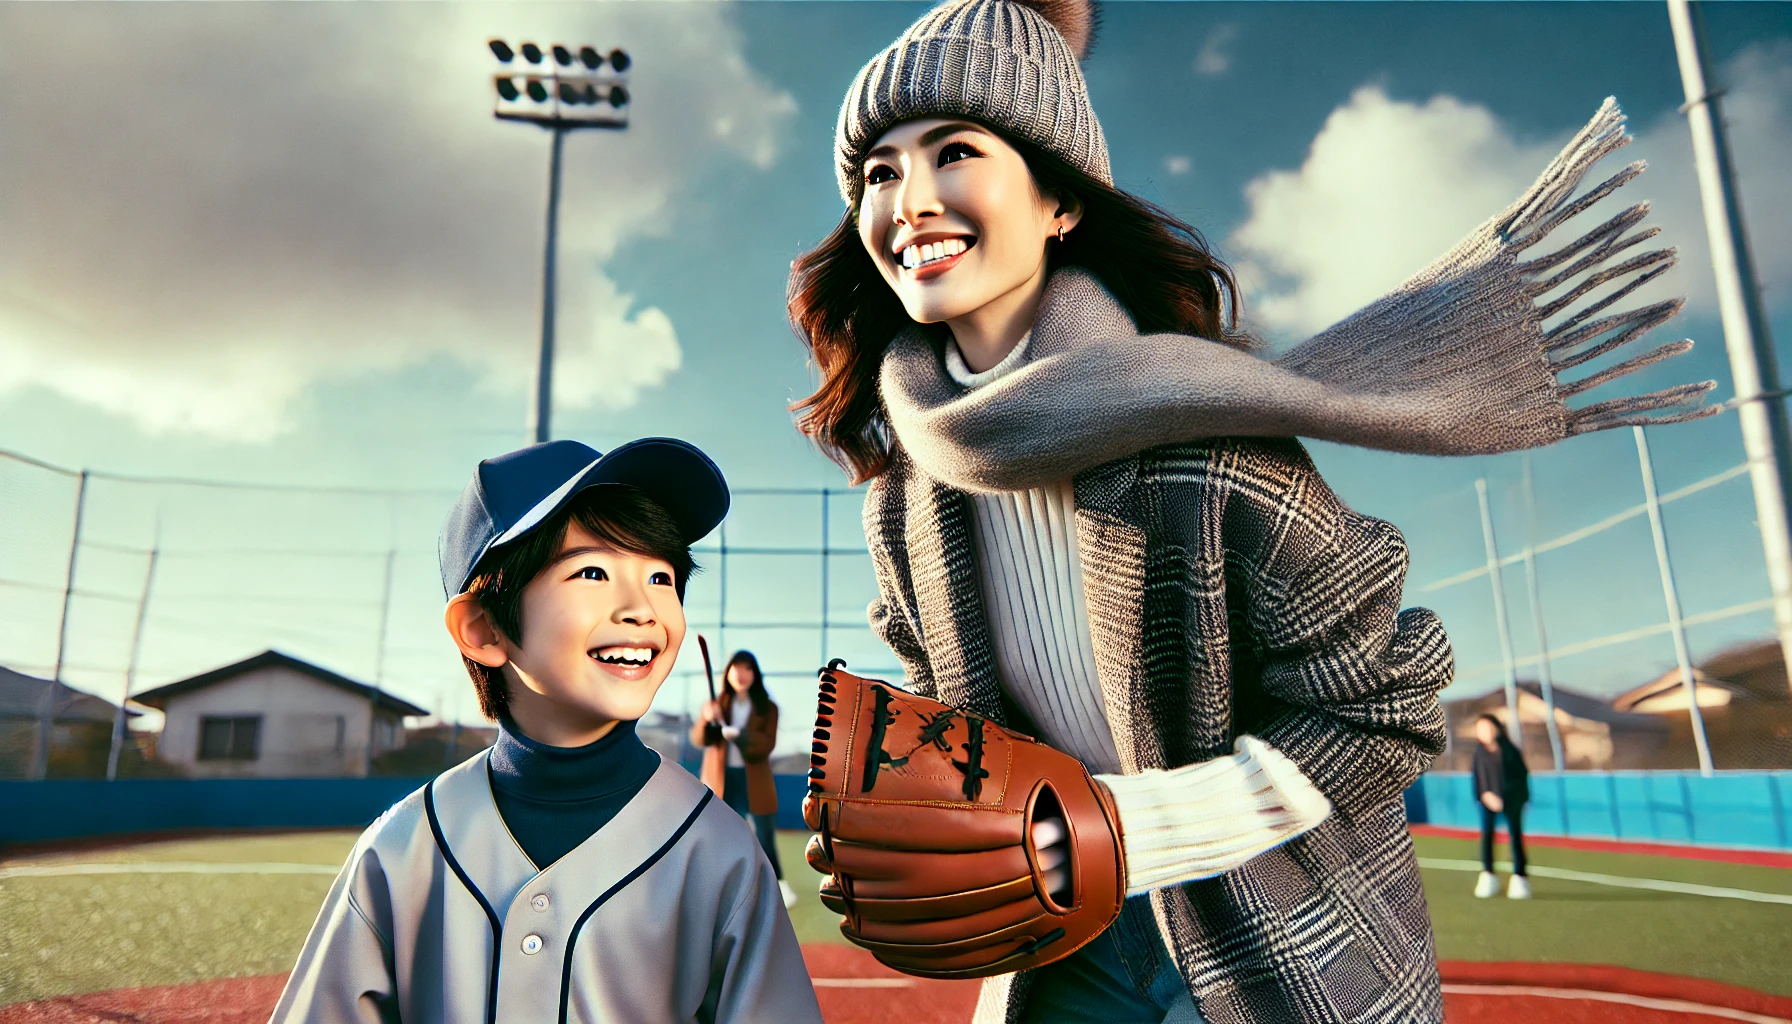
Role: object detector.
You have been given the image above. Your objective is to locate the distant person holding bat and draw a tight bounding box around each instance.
[692,648,797,909]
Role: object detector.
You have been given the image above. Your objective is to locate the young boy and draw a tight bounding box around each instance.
[271,438,823,1024]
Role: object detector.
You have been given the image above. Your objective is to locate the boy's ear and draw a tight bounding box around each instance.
[445,594,510,668]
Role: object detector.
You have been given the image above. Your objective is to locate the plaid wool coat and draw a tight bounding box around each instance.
[861,436,1452,1024]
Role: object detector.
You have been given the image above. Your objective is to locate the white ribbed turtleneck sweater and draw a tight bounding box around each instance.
[946,333,1331,894]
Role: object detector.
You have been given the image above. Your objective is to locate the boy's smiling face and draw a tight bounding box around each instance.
[450,519,686,745]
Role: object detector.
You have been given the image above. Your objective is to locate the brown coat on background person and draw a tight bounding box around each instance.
[691,696,780,816]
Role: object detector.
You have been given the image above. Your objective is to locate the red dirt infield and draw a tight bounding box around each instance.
[5,952,1791,1022]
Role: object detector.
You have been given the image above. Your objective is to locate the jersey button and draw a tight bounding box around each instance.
[531,894,550,911]
[521,934,543,955]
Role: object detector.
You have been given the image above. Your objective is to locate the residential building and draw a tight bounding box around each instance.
[1613,640,1792,769]
[131,650,427,778]
[0,665,134,778]
[1438,681,1669,771]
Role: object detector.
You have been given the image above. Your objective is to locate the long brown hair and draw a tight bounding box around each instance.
[788,122,1252,484]
[718,649,774,717]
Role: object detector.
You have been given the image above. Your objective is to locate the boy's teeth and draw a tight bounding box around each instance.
[594,646,653,665]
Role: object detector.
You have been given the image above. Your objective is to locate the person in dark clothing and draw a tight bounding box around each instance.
[1472,712,1531,899]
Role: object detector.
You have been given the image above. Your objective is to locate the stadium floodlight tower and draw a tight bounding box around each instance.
[489,38,632,445]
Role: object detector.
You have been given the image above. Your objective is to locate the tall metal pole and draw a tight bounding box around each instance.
[1667,0,1792,697]
[1635,426,1716,776]
[717,521,728,660]
[1520,459,1567,771]
[109,530,160,781]
[820,489,831,666]
[367,548,397,775]
[530,125,567,445]
[34,470,88,781]
[1476,479,1524,748]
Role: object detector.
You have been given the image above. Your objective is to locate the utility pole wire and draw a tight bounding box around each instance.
[110,521,161,781]
[35,471,88,781]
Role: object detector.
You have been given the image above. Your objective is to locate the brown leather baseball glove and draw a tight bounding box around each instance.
[801,662,1125,980]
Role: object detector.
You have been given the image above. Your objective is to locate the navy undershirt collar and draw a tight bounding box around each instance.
[488,715,657,802]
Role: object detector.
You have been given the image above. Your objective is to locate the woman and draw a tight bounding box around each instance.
[788,1,1708,1021]
[692,650,797,909]
[1472,714,1532,900]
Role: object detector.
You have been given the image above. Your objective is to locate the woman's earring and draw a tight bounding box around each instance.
[1057,225,1067,243]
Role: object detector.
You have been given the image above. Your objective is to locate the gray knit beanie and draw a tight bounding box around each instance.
[834,0,1109,205]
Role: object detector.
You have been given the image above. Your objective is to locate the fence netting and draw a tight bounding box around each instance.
[5,412,1789,779]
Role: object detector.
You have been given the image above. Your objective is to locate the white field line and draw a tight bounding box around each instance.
[810,979,916,988]
[0,861,339,880]
[1439,983,1791,1024]
[1417,857,1792,906]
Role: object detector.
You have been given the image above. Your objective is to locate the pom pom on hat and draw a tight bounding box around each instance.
[1012,0,1099,60]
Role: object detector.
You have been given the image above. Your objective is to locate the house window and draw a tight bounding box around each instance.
[198,715,261,761]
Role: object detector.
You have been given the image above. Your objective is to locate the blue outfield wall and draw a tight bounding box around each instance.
[8,770,1790,849]
[1,777,434,847]
[1405,771,1792,850]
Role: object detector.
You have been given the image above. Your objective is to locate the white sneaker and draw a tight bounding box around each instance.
[779,879,798,909]
[1474,871,1500,898]
[1507,875,1531,900]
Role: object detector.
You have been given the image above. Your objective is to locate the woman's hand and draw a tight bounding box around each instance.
[1481,793,1504,813]
[702,699,722,724]
[1030,816,1070,901]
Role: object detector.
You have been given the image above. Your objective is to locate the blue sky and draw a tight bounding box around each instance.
[3,2,1790,746]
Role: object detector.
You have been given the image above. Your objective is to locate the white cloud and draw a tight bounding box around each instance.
[1227,43,1792,342]
[1227,87,1559,339]
[1165,155,1192,176]
[0,4,796,441]
[1195,23,1238,78]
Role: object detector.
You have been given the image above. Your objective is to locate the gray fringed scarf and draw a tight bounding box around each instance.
[880,99,1717,494]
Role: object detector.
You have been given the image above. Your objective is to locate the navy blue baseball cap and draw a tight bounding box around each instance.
[438,438,729,598]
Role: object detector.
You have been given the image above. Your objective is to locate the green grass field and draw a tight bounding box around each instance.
[3,830,1789,1005]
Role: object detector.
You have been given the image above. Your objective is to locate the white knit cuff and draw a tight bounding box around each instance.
[1096,736,1332,896]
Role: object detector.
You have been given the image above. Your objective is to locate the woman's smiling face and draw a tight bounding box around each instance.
[857,118,1072,326]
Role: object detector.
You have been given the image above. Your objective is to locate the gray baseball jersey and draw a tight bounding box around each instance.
[269,751,822,1023]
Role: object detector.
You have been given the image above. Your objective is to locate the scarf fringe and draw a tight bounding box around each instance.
[1568,381,1719,434]
[1499,96,1715,428]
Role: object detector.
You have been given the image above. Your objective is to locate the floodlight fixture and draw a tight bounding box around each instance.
[484,38,633,445]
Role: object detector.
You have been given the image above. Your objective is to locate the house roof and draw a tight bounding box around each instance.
[1699,639,1790,703]
[1448,681,1666,731]
[1611,669,1748,714]
[131,650,429,717]
[0,665,132,723]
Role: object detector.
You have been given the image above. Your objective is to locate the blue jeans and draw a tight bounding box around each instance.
[1019,896,1207,1023]
[721,765,783,879]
